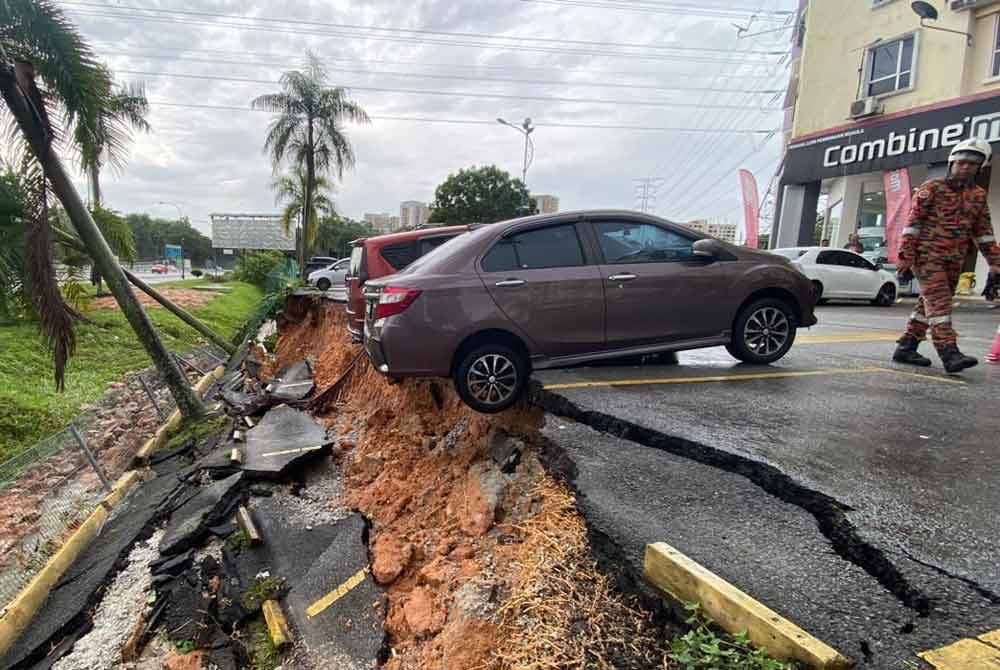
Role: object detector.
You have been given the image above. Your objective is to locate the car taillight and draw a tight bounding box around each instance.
[375,287,422,319]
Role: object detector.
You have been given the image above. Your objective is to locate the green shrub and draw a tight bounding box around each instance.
[234,252,287,288]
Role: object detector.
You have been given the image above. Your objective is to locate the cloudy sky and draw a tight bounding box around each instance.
[55,0,796,238]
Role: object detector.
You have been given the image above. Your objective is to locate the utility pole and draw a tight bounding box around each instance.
[497,117,535,211]
[1,61,204,419]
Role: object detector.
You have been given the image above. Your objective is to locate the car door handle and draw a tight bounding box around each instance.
[608,273,637,282]
[495,279,526,287]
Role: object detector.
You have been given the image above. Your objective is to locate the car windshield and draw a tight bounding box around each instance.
[771,249,808,259]
[348,246,364,276]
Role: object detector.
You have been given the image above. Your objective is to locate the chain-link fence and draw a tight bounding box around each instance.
[0,348,224,612]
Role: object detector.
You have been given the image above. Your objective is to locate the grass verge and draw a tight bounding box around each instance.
[0,281,262,461]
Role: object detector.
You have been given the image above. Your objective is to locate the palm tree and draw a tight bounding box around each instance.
[74,77,150,209]
[272,170,335,249]
[0,0,203,415]
[251,53,369,278]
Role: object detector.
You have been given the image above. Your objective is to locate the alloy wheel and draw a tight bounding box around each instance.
[877,285,895,306]
[466,353,518,406]
[744,307,790,357]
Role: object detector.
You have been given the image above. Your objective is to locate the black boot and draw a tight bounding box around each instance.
[939,346,978,374]
[893,335,932,367]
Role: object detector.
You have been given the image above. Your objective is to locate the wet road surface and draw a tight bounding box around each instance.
[535,301,1000,668]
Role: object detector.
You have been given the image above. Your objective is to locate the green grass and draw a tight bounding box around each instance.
[0,282,263,462]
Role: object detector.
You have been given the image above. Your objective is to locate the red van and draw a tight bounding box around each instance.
[346,226,468,341]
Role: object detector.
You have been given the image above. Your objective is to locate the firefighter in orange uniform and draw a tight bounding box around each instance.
[893,138,1000,373]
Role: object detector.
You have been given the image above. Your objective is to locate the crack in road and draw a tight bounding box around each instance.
[531,385,935,616]
[894,546,1000,605]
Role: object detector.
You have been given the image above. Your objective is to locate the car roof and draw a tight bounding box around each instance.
[351,225,468,247]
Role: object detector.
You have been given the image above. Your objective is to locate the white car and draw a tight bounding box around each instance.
[772,247,899,306]
[307,258,349,300]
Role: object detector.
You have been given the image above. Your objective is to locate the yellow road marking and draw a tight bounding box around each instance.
[798,333,900,344]
[542,366,964,391]
[260,445,325,458]
[305,565,371,619]
[919,636,1000,669]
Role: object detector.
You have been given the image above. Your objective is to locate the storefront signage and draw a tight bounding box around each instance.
[785,93,1000,182]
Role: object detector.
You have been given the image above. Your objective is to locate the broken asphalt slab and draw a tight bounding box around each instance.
[159,472,244,556]
[268,360,315,402]
[284,513,385,666]
[239,405,331,478]
[539,416,1000,669]
[1,474,184,669]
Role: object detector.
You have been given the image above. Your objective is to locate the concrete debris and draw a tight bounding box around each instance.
[159,472,244,556]
[240,405,331,478]
[489,431,524,473]
[236,505,262,544]
[50,531,162,670]
[150,549,193,577]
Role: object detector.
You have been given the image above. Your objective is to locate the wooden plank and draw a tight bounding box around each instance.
[978,629,1000,648]
[237,505,262,544]
[644,542,850,669]
[229,448,242,464]
[262,600,291,648]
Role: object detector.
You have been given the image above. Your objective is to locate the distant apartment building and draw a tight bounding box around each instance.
[363,212,398,235]
[685,219,738,244]
[399,200,430,229]
[533,194,559,214]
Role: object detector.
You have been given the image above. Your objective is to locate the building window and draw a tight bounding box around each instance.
[866,36,915,97]
[992,15,1000,79]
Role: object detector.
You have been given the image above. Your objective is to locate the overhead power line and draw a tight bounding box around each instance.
[116,69,783,111]
[64,9,785,64]
[92,43,779,81]
[147,100,773,134]
[100,50,782,95]
[59,0,785,53]
[519,0,792,19]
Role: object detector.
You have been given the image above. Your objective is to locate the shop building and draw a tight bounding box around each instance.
[774,0,1000,288]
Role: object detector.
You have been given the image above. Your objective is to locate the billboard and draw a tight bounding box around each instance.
[210,213,294,251]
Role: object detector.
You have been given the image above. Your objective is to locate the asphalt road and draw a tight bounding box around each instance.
[535,300,1000,668]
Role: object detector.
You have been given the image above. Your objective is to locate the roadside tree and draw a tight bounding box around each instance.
[273,170,335,249]
[251,53,369,279]
[428,165,536,225]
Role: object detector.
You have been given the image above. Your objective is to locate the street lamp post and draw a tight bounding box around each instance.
[497,117,535,211]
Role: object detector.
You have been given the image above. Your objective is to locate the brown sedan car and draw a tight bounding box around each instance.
[363,210,817,413]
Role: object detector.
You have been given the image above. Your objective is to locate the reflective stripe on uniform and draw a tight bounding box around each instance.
[976,234,996,244]
[929,315,952,325]
[910,312,929,324]
[902,227,919,236]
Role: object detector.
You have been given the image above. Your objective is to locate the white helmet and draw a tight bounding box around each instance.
[948,137,992,167]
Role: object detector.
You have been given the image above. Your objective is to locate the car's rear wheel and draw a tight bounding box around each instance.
[726,298,797,365]
[454,343,528,414]
[872,283,895,307]
[316,278,331,291]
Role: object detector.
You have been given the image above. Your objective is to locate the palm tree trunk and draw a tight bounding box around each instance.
[301,120,315,280]
[89,162,101,209]
[0,66,205,419]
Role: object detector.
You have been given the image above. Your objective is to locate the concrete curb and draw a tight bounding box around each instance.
[644,542,851,669]
[134,366,226,463]
[0,471,141,657]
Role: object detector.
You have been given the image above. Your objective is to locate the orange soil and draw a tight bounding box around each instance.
[274,298,547,670]
[91,289,215,311]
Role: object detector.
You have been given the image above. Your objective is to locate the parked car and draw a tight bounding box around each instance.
[772,247,898,306]
[308,258,350,300]
[150,263,170,274]
[363,211,817,413]
[304,256,338,276]
[346,226,468,341]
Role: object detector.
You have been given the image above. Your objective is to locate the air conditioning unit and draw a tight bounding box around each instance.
[850,98,884,119]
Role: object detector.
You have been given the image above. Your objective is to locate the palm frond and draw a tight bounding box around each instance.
[91,206,136,262]
[280,201,300,237]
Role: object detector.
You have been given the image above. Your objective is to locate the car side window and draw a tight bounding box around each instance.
[593,221,694,264]
[481,224,585,271]
[816,250,837,265]
[846,254,875,271]
[419,235,454,256]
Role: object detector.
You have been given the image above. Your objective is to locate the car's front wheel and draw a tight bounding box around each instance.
[726,298,797,364]
[316,278,331,291]
[454,343,528,414]
[872,283,895,307]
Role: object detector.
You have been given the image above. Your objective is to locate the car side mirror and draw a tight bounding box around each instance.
[875,262,884,270]
[692,238,725,261]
